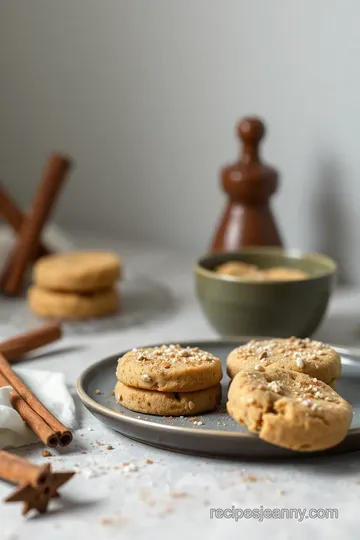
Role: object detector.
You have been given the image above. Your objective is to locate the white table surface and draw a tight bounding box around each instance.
[1,233,360,540]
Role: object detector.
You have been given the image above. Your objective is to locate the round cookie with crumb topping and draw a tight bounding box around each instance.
[115,381,221,416]
[33,251,121,293]
[116,345,222,392]
[227,338,341,387]
[227,368,352,451]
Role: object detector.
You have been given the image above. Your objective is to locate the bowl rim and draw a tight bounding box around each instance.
[195,247,337,284]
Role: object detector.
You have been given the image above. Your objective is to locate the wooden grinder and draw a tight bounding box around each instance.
[210,117,283,252]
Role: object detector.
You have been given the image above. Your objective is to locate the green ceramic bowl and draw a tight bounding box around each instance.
[195,248,336,338]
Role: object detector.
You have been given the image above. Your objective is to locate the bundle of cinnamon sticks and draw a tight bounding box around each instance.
[0,323,73,448]
[0,323,77,515]
[0,153,72,295]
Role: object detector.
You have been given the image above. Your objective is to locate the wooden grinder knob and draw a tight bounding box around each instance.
[210,116,283,251]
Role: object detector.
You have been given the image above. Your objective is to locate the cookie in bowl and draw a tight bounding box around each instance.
[262,267,309,281]
[215,261,263,279]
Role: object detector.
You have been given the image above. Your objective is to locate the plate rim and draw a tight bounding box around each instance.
[77,337,360,439]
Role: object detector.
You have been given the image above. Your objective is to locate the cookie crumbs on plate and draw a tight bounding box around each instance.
[96,440,104,446]
[42,450,52,457]
[106,445,113,450]
[146,459,153,464]
[94,389,103,395]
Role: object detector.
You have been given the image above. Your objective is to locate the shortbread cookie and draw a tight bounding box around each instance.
[227,368,352,451]
[227,338,341,386]
[263,267,309,281]
[117,344,222,392]
[33,251,121,293]
[215,261,262,279]
[28,286,119,319]
[115,381,221,416]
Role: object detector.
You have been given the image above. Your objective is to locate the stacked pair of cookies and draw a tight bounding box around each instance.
[28,252,121,320]
[115,345,223,416]
[226,338,353,451]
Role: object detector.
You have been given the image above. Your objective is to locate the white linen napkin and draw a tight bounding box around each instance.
[0,368,76,449]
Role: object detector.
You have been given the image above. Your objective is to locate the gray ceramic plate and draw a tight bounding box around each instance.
[77,340,360,459]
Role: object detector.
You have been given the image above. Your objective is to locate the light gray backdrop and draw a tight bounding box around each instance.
[0,0,359,282]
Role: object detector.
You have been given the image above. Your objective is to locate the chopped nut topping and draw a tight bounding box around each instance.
[295,358,304,369]
[130,345,218,367]
[268,381,282,393]
[255,364,265,372]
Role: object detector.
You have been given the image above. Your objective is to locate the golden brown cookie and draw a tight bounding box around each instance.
[33,251,121,293]
[263,267,309,281]
[28,286,119,319]
[215,261,263,279]
[115,381,221,416]
[117,345,222,392]
[227,337,341,385]
[227,368,352,451]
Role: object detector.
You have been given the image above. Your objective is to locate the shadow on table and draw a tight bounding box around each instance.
[0,275,179,336]
[29,496,101,520]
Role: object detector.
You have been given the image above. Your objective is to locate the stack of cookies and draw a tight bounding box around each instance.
[115,344,223,416]
[226,337,352,452]
[28,251,121,320]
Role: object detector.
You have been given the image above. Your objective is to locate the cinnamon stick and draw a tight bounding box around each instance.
[1,154,72,295]
[0,450,51,487]
[0,354,72,447]
[0,322,62,363]
[0,324,62,446]
[0,450,75,515]
[10,393,59,447]
[0,369,59,447]
[0,184,50,258]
